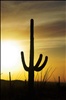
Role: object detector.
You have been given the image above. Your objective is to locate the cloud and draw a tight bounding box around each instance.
[2,1,65,12]
[1,1,65,40]
[35,20,66,38]
[1,1,65,22]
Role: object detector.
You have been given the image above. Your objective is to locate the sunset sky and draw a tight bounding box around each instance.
[1,1,66,82]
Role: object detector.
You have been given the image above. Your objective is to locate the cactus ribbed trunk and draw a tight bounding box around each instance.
[9,72,11,99]
[21,19,48,95]
[29,19,34,92]
[9,72,11,87]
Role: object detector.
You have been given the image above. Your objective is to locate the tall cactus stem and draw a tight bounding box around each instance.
[21,19,48,93]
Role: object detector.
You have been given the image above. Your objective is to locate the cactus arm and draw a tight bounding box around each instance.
[34,54,42,69]
[21,51,29,71]
[34,56,48,71]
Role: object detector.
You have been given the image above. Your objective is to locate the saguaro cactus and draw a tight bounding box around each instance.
[21,19,48,92]
[9,72,11,99]
[9,72,11,87]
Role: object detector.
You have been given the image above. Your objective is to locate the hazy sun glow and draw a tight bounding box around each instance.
[1,1,66,82]
[1,41,21,72]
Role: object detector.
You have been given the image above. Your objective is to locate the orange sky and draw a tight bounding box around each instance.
[1,1,66,82]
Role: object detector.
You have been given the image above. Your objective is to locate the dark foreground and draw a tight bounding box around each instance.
[1,80,66,100]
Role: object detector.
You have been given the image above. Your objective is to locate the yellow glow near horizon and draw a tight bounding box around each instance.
[1,41,22,73]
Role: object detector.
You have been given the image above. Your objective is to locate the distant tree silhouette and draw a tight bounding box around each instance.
[21,19,48,95]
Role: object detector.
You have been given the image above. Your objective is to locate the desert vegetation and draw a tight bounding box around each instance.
[1,79,66,100]
[21,19,48,95]
[1,19,66,100]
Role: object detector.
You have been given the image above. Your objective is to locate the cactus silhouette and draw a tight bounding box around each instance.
[21,19,48,92]
[9,72,11,90]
